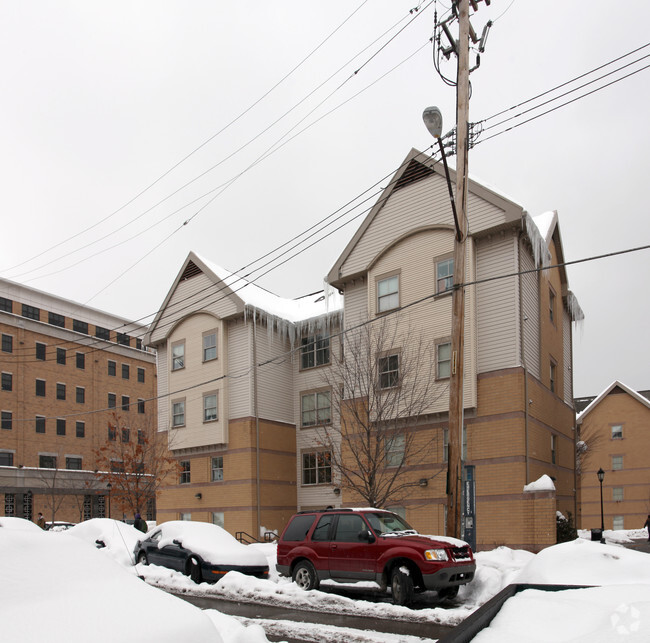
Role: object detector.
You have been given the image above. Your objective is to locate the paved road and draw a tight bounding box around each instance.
[622,538,650,554]
[173,592,454,642]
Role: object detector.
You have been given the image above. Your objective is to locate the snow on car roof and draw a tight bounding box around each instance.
[155,521,267,567]
[0,517,43,532]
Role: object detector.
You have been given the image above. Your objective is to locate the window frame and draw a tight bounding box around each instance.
[378,351,400,390]
[549,358,557,394]
[385,433,405,467]
[56,348,66,365]
[172,399,186,428]
[66,456,82,470]
[56,418,66,436]
[1,372,12,392]
[56,382,66,401]
[179,460,191,484]
[76,386,85,404]
[436,339,452,380]
[612,487,624,502]
[36,342,46,361]
[122,363,130,380]
[171,341,185,371]
[203,392,218,423]
[435,254,454,294]
[549,286,556,325]
[612,455,623,471]
[376,271,400,313]
[39,454,57,469]
[1,334,13,353]
[301,450,332,486]
[300,389,332,427]
[35,416,46,434]
[35,379,46,397]
[202,330,218,362]
[22,304,40,321]
[211,456,224,482]
[611,424,623,440]
[1,411,12,431]
[137,367,145,383]
[49,312,65,328]
[76,421,85,438]
[107,360,116,377]
[76,352,85,369]
[300,332,331,370]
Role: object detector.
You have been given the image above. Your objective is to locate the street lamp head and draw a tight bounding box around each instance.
[597,468,605,483]
[422,106,443,139]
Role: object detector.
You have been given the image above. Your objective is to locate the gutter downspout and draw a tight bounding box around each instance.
[252,314,261,537]
[518,232,530,484]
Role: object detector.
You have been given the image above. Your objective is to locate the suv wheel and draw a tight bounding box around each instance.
[438,586,459,600]
[391,567,414,606]
[292,560,319,591]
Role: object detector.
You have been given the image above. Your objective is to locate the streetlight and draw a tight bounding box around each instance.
[107,483,112,520]
[597,468,605,543]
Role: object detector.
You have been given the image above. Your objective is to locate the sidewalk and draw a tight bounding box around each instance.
[621,538,650,554]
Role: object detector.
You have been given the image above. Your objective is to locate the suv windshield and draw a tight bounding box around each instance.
[364,512,416,535]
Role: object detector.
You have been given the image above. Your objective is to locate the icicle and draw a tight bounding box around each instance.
[523,211,551,270]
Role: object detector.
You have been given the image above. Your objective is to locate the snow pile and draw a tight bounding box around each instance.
[523,474,555,493]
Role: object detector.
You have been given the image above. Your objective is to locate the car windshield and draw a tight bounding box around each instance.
[364,512,417,536]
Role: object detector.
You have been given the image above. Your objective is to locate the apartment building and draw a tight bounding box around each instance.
[0,278,157,523]
[149,148,583,550]
[576,381,650,531]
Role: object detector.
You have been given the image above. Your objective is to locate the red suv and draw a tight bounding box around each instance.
[276,508,475,605]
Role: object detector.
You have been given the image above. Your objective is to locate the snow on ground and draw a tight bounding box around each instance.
[3,517,650,642]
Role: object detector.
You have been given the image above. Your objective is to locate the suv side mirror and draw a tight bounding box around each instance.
[358,529,375,543]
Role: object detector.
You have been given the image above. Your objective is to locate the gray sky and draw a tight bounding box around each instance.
[1,1,648,397]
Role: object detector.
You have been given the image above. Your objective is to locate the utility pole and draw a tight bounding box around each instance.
[446,0,470,540]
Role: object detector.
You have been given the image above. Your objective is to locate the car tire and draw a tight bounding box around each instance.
[391,567,414,606]
[438,586,459,600]
[188,556,202,584]
[137,551,148,565]
[292,560,319,591]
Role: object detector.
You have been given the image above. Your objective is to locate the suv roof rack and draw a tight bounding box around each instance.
[296,507,355,514]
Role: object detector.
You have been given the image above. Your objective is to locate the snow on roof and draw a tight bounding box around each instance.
[531,210,557,243]
[523,474,556,493]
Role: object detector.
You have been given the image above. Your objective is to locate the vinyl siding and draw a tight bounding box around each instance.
[157,345,169,433]
[520,242,541,378]
[563,309,572,404]
[476,232,519,372]
[227,319,252,419]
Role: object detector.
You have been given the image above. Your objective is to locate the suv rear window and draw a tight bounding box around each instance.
[283,514,316,541]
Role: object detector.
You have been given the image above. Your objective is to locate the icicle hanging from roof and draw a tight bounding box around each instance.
[566,290,585,323]
[523,211,552,269]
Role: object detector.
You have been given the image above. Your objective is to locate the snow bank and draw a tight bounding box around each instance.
[523,474,555,492]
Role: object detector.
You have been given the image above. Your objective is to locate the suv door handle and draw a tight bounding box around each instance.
[331,544,338,550]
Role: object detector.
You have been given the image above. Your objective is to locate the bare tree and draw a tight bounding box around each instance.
[93,413,178,519]
[316,315,443,508]
[36,466,66,524]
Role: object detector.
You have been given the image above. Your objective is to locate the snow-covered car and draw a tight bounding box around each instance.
[0,516,43,532]
[134,520,269,584]
[45,521,75,531]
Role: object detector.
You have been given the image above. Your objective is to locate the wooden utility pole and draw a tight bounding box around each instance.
[447,0,470,540]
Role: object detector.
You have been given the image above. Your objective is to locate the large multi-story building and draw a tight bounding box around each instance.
[576,381,650,531]
[0,278,157,523]
[148,149,583,550]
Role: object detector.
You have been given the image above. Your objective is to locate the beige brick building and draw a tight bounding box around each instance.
[149,149,582,551]
[0,279,157,524]
[576,381,650,531]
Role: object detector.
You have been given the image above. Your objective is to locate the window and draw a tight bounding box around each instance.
[56,419,66,436]
[611,425,623,440]
[436,257,454,293]
[172,342,185,370]
[117,333,131,346]
[301,391,331,427]
[66,457,82,470]
[613,515,624,531]
[0,451,14,466]
[379,353,399,389]
[300,334,330,369]
[211,512,225,528]
[312,515,335,542]
[437,341,451,379]
[121,396,130,411]
[39,455,57,469]
[612,455,623,470]
[612,487,624,502]
[121,428,130,443]
[377,274,399,312]
[49,312,65,328]
[137,367,145,383]
[137,430,144,445]
[443,427,449,462]
[76,352,85,369]
[36,342,46,360]
[36,416,46,434]
[1,372,12,391]
[108,360,116,376]
[56,383,66,400]
[180,512,192,521]
[550,360,557,393]
[211,456,224,482]
[137,399,145,414]
[385,434,405,467]
[334,514,367,542]
[180,461,191,484]
[108,426,117,441]
[136,338,143,351]
[95,326,110,341]
[73,319,88,334]
[122,364,130,379]
[76,421,85,438]
[302,451,331,485]
[549,288,556,324]
[56,348,66,365]
[1,334,12,353]
[0,297,12,313]
[551,434,557,464]
[22,304,40,321]
[111,460,125,473]
[35,379,46,397]
[1,411,12,430]
[172,400,185,427]
[203,393,218,422]
[73,387,84,404]
[107,393,116,408]
[203,331,217,362]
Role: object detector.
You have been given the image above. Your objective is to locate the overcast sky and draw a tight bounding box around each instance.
[1,1,648,397]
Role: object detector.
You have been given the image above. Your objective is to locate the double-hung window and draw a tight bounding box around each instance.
[437,341,451,379]
[301,391,331,427]
[203,331,217,362]
[611,425,623,440]
[172,342,185,371]
[436,257,454,293]
[172,400,185,427]
[377,274,399,312]
[211,456,223,482]
[379,353,399,389]
[203,393,218,422]
[179,461,191,484]
[385,434,405,467]
[302,451,331,485]
[301,334,330,369]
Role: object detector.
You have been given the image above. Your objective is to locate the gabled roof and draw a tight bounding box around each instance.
[327,148,525,286]
[576,380,650,423]
[145,251,342,345]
